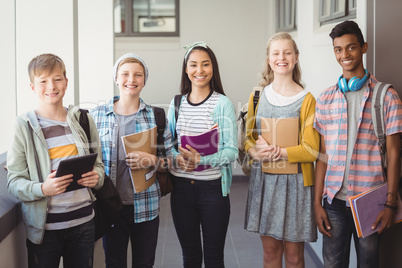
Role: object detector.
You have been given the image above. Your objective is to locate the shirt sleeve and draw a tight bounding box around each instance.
[313,92,326,136]
[287,93,320,163]
[384,87,402,136]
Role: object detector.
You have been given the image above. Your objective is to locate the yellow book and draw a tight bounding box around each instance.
[260,117,299,174]
[121,126,157,193]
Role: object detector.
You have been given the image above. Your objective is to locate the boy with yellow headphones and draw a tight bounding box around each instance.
[313,20,402,267]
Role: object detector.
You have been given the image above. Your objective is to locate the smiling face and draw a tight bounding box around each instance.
[333,34,367,79]
[116,62,145,98]
[268,39,298,77]
[30,67,68,106]
[185,49,213,91]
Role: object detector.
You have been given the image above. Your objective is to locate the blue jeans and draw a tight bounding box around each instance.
[102,205,159,268]
[26,218,95,268]
[323,198,379,268]
[170,175,231,268]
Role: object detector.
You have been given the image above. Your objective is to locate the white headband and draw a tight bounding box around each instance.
[113,53,149,85]
[183,41,208,61]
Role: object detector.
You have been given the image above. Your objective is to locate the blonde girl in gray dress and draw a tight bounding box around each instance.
[244,32,320,267]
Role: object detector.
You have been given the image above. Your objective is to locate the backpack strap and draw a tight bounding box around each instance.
[151,106,167,157]
[173,95,182,150]
[238,87,261,122]
[253,87,261,112]
[174,95,181,122]
[371,82,392,173]
[79,109,94,154]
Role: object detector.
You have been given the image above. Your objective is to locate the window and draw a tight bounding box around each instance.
[319,0,356,25]
[276,0,296,32]
[114,0,179,37]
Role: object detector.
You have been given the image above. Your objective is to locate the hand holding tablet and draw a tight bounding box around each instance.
[55,153,98,192]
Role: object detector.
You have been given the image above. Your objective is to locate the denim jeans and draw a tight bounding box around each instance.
[170,175,231,268]
[323,198,379,268]
[102,205,159,268]
[26,218,95,268]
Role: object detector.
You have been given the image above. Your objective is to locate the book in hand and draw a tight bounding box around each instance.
[55,153,98,192]
[260,117,299,174]
[180,123,219,172]
[349,183,402,238]
[121,127,157,193]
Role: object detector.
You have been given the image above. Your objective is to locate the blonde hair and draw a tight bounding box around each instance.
[259,32,303,88]
[28,54,66,83]
[117,58,144,72]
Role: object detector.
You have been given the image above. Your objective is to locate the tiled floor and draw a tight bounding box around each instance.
[153,177,322,268]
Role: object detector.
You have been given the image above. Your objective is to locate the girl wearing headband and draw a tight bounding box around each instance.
[90,53,172,267]
[167,42,238,267]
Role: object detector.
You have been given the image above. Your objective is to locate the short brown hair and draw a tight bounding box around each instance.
[28,53,66,83]
[116,57,145,75]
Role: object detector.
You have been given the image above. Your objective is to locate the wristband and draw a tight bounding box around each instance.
[384,203,398,211]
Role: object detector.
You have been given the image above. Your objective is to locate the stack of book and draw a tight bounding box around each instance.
[349,183,402,238]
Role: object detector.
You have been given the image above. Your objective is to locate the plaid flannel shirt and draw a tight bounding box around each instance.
[90,96,172,222]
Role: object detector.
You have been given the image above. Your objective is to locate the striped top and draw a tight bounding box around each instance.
[170,91,222,180]
[38,115,93,230]
[314,74,402,205]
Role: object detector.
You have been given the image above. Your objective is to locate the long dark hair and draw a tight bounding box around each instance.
[179,46,225,96]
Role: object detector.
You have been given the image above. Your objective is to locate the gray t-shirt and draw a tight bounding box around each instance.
[116,113,137,205]
[335,83,367,201]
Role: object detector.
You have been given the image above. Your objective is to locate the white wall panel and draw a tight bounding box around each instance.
[0,0,16,152]
[15,0,75,114]
[78,0,114,109]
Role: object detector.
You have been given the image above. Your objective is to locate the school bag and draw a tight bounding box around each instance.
[79,109,123,241]
[237,87,262,176]
[371,82,402,187]
[152,106,173,196]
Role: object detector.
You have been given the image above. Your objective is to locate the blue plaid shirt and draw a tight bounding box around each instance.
[90,96,172,223]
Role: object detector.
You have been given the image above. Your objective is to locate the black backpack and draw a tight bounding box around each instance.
[79,109,123,241]
[151,106,173,196]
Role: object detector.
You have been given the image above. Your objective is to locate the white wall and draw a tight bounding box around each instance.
[78,0,115,108]
[0,223,28,268]
[0,0,16,153]
[13,0,114,115]
[115,0,274,111]
[0,0,113,150]
[15,0,76,112]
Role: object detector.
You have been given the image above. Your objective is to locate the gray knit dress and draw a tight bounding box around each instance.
[244,92,317,242]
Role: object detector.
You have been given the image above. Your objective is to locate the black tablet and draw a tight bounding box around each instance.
[55,153,98,192]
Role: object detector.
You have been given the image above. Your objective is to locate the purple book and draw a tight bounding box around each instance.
[350,183,402,238]
[180,124,219,171]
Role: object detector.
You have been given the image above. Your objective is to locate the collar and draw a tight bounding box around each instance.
[105,95,149,115]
